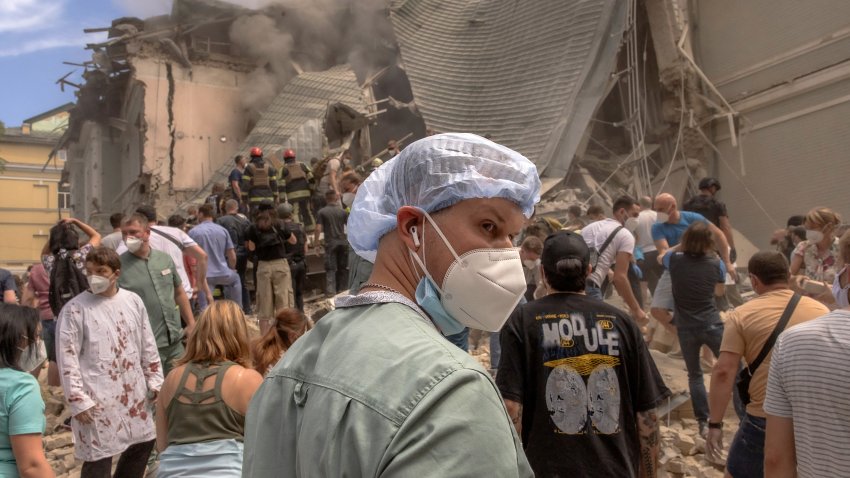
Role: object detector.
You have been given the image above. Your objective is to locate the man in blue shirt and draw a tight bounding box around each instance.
[188,204,241,310]
[228,155,246,211]
[0,268,17,303]
[650,193,735,334]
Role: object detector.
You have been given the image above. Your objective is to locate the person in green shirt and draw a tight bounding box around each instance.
[244,133,541,477]
[119,213,196,376]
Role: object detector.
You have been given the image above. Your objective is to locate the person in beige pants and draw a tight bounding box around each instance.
[246,208,296,334]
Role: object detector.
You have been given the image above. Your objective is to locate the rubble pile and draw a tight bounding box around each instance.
[40,386,81,478]
[656,419,733,478]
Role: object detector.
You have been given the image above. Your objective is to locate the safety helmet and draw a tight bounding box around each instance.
[698,177,721,191]
[277,202,293,218]
[250,147,263,157]
[283,149,296,159]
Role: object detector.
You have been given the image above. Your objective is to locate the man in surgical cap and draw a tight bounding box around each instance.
[243,133,540,477]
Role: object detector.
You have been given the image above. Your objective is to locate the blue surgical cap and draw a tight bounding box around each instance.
[349,133,541,262]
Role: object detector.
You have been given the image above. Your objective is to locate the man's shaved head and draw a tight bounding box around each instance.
[653,193,677,212]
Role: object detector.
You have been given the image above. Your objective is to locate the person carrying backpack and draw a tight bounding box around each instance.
[43,218,102,317]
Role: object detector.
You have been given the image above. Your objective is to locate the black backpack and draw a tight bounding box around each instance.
[48,253,89,316]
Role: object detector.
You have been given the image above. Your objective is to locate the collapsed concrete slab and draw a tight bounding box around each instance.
[389,0,629,179]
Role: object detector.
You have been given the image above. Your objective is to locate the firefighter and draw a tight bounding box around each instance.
[278,148,316,232]
[241,147,279,216]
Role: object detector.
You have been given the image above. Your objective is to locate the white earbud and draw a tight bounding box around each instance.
[411,226,421,247]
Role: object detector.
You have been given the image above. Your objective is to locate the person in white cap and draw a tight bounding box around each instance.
[243,133,540,477]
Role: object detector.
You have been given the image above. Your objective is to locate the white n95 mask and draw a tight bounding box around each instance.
[89,274,114,295]
[18,340,47,373]
[125,236,144,253]
[410,210,526,332]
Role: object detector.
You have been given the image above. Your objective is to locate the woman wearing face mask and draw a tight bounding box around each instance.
[0,303,55,478]
[832,230,850,309]
[56,247,163,478]
[789,207,842,306]
[16,313,46,380]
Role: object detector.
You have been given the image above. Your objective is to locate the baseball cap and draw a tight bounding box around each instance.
[541,230,590,272]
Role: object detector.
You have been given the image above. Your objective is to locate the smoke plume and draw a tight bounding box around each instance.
[227,0,395,116]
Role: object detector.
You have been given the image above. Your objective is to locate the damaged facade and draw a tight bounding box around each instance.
[60,0,850,256]
[59,0,257,228]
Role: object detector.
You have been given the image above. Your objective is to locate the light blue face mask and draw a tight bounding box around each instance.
[415,276,466,336]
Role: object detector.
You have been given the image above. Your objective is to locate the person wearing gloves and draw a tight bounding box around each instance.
[243,133,540,477]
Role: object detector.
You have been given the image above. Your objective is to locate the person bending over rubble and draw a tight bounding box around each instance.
[243,133,540,477]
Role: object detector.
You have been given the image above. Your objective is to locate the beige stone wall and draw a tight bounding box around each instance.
[135,59,250,198]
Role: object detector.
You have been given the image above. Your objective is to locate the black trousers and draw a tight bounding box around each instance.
[80,439,155,478]
[236,251,251,313]
[290,259,307,311]
[324,242,349,295]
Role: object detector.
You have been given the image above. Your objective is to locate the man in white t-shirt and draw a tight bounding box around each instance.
[580,195,647,324]
[635,196,662,298]
[116,205,211,304]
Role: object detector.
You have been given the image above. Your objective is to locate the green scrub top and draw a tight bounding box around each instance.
[243,292,533,477]
[119,250,183,349]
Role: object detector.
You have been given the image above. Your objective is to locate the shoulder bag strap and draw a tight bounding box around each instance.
[595,225,624,268]
[747,293,801,374]
[151,227,186,251]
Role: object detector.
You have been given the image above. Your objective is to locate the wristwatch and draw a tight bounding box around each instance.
[708,421,723,429]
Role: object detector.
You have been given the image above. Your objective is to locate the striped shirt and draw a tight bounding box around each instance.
[764,309,850,476]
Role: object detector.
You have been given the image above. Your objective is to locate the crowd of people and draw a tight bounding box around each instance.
[0,132,848,477]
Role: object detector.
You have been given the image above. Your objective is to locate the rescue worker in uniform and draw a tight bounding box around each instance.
[241,147,279,216]
[278,148,316,233]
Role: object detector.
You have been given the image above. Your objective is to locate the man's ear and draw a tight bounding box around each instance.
[397,206,424,251]
[585,263,593,278]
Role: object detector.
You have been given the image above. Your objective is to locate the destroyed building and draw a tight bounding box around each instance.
[58,0,850,260]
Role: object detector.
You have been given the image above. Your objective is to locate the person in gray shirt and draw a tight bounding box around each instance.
[315,190,349,296]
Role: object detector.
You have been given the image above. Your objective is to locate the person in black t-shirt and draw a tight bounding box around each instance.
[683,177,736,261]
[664,222,727,436]
[315,190,349,296]
[683,177,742,308]
[497,231,670,478]
[246,209,295,334]
[217,199,252,314]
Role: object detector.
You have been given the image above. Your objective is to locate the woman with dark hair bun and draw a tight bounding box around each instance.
[0,303,55,478]
[44,217,101,273]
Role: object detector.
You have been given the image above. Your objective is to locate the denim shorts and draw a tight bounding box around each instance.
[726,414,766,478]
[650,270,675,310]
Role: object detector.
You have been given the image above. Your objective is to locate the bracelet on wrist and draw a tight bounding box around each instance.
[708,421,723,429]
